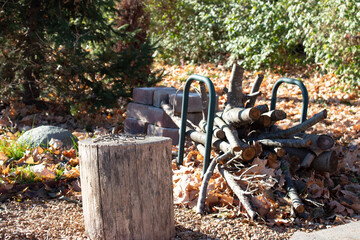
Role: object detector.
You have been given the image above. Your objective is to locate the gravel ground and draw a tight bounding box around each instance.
[1,198,348,240]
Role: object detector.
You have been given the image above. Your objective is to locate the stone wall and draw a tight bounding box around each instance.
[124,87,217,145]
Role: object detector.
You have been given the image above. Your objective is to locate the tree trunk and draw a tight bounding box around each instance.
[79,136,174,240]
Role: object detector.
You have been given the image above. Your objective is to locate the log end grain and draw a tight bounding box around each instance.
[317,135,335,150]
[248,108,261,121]
[240,147,256,161]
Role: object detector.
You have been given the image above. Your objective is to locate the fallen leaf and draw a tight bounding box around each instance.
[68,158,79,167]
[1,165,10,175]
[0,152,9,161]
[63,168,80,179]
[25,156,35,164]
[37,147,44,154]
[39,168,56,180]
[329,200,346,214]
[63,149,76,159]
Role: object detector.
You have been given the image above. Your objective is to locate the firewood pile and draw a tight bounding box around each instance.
[162,64,337,220]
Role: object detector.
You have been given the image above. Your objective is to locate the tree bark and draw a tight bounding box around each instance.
[284,148,338,172]
[296,133,334,151]
[300,152,316,168]
[219,107,261,126]
[196,151,232,214]
[246,74,264,108]
[255,104,269,114]
[262,110,287,122]
[310,150,338,173]
[79,136,174,240]
[280,158,305,214]
[214,116,243,152]
[199,82,208,120]
[254,110,327,140]
[258,138,312,148]
[227,64,245,108]
[199,120,225,139]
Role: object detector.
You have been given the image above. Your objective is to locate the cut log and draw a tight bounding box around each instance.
[274,147,286,158]
[214,116,243,152]
[227,64,245,108]
[79,136,174,240]
[198,120,225,139]
[255,104,269,114]
[218,165,257,220]
[300,152,316,168]
[246,74,264,108]
[310,150,338,173]
[280,158,305,214]
[258,138,312,148]
[262,110,287,122]
[250,115,271,129]
[284,147,338,172]
[254,110,327,140]
[219,107,261,126]
[296,133,334,150]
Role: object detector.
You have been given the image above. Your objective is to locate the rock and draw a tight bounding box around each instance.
[17,125,77,148]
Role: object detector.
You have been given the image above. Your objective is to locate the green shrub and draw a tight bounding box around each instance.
[225,1,296,69]
[147,0,360,88]
[147,0,230,64]
[0,0,161,110]
[288,0,360,89]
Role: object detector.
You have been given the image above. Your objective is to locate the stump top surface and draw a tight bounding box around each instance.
[79,134,171,146]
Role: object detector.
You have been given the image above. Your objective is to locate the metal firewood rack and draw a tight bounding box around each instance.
[177,76,309,175]
[177,75,216,175]
[270,77,309,123]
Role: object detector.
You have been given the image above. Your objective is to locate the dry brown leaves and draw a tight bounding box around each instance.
[158,63,360,222]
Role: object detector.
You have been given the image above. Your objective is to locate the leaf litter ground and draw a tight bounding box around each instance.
[0,63,359,239]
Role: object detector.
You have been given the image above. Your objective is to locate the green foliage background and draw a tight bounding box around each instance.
[1,0,359,107]
[147,0,360,88]
[0,0,160,111]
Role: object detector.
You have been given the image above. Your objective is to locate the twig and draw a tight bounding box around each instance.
[218,165,258,220]
[196,151,232,214]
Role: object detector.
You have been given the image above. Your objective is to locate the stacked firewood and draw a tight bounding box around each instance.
[161,64,337,220]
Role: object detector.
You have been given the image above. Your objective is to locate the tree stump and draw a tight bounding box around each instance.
[79,135,174,240]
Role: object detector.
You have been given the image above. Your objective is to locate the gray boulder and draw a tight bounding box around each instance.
[17,125,77,148]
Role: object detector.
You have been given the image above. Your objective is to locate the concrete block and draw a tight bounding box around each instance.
[153,88,177,108]
[169,92,202,113]
[187,112,203,126]
[147,124,179,145]
[133,87,173,105]
[126,102,177,128]
[124,118,148,134]
[169,92,219,114]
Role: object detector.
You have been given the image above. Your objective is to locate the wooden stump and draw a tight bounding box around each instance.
[79,136,174,240]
